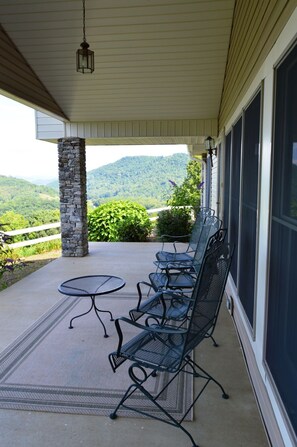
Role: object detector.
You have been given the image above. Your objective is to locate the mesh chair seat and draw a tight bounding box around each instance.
[155,251,193,263]
[156,207,214,263]
[148,270,196,291]
[150,226,225,293]
[111,320,187,373]
[154,216,222,278]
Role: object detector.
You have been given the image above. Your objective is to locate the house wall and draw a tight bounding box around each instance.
[219,0,297,128]
[216,5,297,447]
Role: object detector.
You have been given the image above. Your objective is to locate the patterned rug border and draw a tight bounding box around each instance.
[0,295,193,418]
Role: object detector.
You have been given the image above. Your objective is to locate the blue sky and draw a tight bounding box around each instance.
[0,95,187,182]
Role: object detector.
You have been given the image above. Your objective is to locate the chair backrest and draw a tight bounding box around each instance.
[192,215,222,273]
[188,207,214,251]
[183,241,233,358]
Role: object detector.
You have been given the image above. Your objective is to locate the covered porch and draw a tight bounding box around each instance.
[0,242,269,447]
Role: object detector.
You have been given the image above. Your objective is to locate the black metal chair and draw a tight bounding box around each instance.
[129,229,227,350]
[155,206,214,266]
[109,242,233,447]
[149,217,222,291]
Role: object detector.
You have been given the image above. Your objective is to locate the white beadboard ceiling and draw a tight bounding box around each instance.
[0,0,235,123]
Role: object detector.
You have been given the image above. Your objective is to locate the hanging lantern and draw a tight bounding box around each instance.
[76,0,94,73]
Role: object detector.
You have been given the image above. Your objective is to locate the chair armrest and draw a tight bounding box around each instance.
[114,316,187,356]
[166,262,194,271]
[159,233,191,252]
[154,259,194,270]
[136,281,163,311]
[117,316,187,334]
[160,233,191,241]
[135,282,186,316]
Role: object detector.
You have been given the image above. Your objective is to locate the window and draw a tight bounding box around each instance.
[238,91,261,327]
[266,41,297,439]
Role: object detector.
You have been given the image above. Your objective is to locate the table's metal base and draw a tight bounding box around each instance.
[69,296,114,337]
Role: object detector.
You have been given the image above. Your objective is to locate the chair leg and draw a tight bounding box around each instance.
[185,356,229,399]
[110,363,200,447]
[109,382,138,419]
[209,334,219,347]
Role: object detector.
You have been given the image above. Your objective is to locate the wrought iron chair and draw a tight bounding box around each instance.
[129,229,227,349]
[109,242,233,447]
[155,206,214,266]
[149,216,222,291]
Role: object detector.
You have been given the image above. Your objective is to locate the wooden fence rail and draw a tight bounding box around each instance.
[4,206,191,249]
[5,223,61,249]
[4,207,175,249]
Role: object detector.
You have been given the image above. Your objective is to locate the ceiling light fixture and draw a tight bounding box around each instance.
[76,0,94,73]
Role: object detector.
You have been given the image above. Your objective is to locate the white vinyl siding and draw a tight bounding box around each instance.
[219,0,296,127]
[35,114,218,144]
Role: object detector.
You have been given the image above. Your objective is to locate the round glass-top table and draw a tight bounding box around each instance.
[58,275,126,338]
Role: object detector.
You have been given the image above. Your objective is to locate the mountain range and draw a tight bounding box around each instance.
[0,153,189,218]
[50,153,189,208]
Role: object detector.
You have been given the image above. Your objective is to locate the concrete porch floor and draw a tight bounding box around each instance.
[0,242,270,447]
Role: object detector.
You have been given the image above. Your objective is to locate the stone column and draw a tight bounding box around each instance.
[58,137,89,257]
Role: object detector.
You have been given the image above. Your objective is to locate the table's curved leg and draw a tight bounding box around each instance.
[69,299,94,329]
[93,303,109,338]
[68,295,114,338]
[94,303,114,321]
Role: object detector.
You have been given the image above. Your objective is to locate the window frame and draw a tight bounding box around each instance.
[264,39,297,444]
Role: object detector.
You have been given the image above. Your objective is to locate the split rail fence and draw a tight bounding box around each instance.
[5,207,175,249]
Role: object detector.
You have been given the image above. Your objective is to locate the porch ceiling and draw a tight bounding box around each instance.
[0,0,234,123]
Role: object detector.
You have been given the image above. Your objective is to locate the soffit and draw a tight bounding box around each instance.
[0,0,234,123]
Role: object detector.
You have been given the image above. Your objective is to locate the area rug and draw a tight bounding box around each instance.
[0,293,193,419]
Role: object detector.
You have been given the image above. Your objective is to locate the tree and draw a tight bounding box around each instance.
[167,158,202,211]
[0,211,29,231]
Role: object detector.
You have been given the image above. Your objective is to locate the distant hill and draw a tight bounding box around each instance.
[86,153,189,208]
[0,153,189,219]
[0,176,59,218]
[49,153,189,208]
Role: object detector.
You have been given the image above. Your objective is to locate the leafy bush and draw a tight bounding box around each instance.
[88,200,152,242]
[116,216,152,242]
[156,207,193,241]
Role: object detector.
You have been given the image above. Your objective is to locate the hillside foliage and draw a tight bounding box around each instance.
[87,153,189,208]
[0,175,59,219]
[0,153,193,235]
[51,153,189,209]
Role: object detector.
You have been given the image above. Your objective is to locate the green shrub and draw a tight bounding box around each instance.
[116,216,152,242]
[88,200,152,242]
[156,207,193,241]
